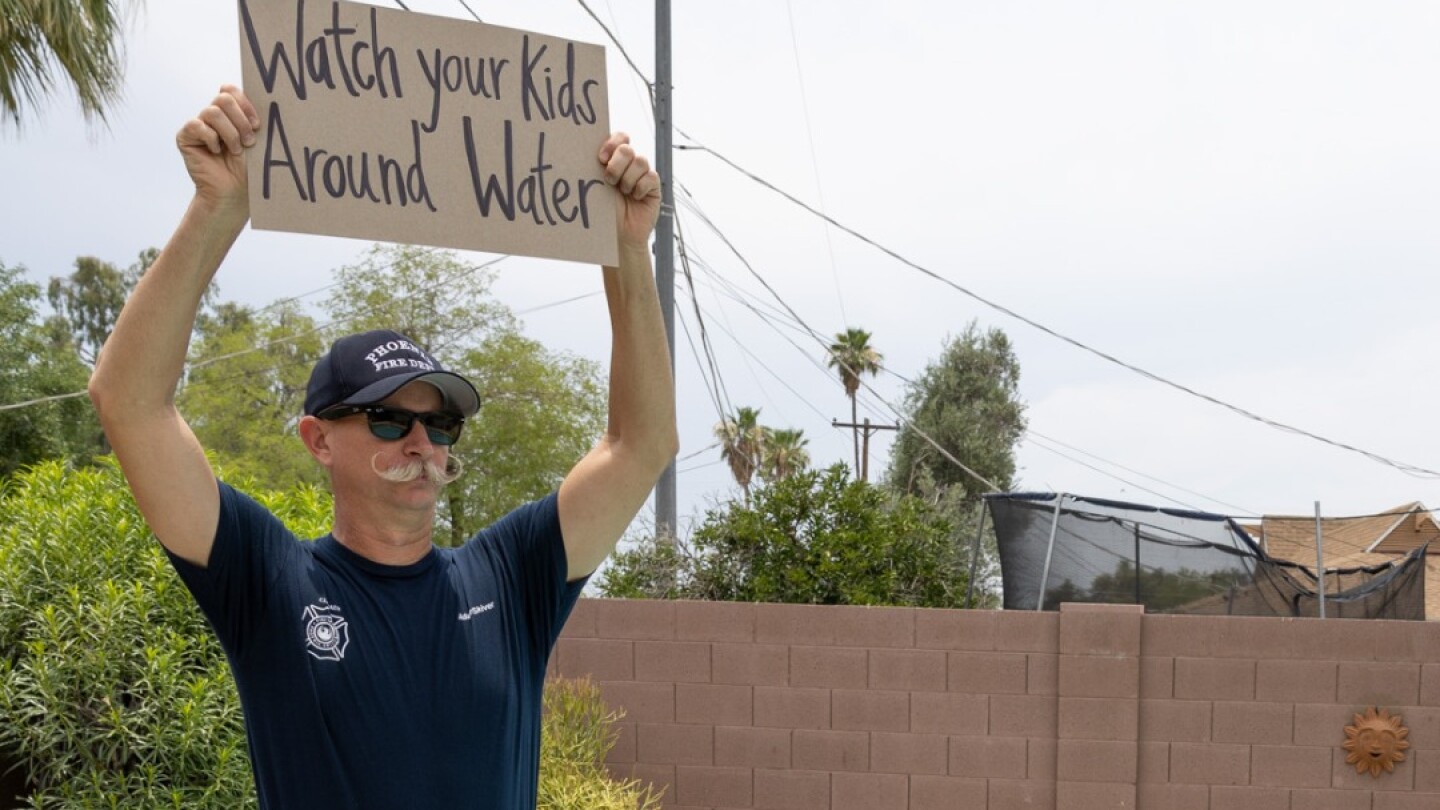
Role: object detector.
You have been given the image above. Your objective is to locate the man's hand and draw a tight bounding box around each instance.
[598,132,661,251]
[177,84,259,217]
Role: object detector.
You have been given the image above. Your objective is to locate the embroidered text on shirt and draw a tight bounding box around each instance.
[458,602,496,621]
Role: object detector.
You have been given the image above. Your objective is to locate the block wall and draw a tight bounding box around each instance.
[551,600,1440,810]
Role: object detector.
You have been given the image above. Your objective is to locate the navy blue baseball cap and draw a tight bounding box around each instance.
[304,330,481,417]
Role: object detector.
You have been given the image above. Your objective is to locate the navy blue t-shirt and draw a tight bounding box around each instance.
[167,482,585,810]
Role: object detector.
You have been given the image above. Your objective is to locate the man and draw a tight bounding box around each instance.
[88,85,677,808]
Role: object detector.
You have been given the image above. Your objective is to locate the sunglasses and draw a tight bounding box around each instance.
[319,405,465,446]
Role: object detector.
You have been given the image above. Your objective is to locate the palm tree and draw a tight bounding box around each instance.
[714,406,766,503]
[760,428,810,483]
[2,0,131,126]
[826,328,882,474]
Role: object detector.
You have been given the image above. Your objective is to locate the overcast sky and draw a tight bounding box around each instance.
[6,0,1440,532]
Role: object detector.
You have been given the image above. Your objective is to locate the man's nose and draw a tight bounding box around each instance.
[400,418,434,453]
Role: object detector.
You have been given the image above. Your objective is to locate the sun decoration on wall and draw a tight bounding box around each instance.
[1342,707,1410,778]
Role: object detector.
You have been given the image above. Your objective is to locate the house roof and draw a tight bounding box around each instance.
[1255,503,1439,620]
[1257,503,1438,562]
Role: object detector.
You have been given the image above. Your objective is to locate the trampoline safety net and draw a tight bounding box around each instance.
[988,493,1427,619]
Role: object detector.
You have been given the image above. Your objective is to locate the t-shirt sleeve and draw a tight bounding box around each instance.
[476,493,586,656]
[165,480,301,659]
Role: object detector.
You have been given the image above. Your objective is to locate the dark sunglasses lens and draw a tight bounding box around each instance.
[423,415,462,446]
[365,409,461,445]
[366,411,412,440]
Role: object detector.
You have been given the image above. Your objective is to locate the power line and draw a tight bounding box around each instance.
[573,0,653,102]
[186,252,508,370]
[0,391,90,413]
[452,0,481,22]
[679,241,787,425]
[557,0,1301,508]
[675,183,1000,492]
[0,246,384,414]
[594,0,656,140]
[479,0,1437,503]
[515,290,602,315]
[675,139,1440,480]
[782,0,847,328]
[545,0,1311,512]
[678,458,725,475]
[675,306,729,427]
[674,209,735,422]
[1023,434,1214,515]
[681,241,901,433]
[0,254,633,410]
[680,173,1317,510]
[563,1,927,498]
[873,354,1248,514]
[1024,429,1258,516]
[678,441,720,463]
[688,293,830,423]
[434,3,1296,510]
[676,197,862,421]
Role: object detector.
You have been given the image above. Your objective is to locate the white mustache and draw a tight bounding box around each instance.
[369,453,463,485]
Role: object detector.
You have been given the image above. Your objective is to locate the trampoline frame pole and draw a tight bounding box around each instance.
[1314,501,1326,619]
[964,501,988,609]
[1133,522,1142,605]
[1036,494,1064,611]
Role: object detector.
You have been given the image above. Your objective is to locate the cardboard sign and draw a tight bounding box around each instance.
[237,0,617,266]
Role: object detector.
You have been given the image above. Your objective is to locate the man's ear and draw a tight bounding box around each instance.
[298,415,334,466]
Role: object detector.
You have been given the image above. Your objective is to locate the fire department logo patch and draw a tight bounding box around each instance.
[303,603,350,662]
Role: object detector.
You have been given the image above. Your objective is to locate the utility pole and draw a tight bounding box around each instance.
[831,418,899,482]
[653,0,677,544]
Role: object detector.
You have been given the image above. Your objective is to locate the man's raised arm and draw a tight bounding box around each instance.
[88,85,259,567]
[557,133,679,580]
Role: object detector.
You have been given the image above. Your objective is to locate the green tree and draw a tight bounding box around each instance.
[0,0,132,126]
[600,465,969,607]
[445,330,605,545]
[886,321,1025,500]
[883,322,1024,607]
[323,243,514,354]
[45,248,159,366]
[0,260,97,475]
[177,300,326,492]
[713,406,765,503]
[826,327,882,474]
[759,427,809,484]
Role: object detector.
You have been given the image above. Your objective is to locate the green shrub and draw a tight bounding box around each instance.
[0,460,305,808]
[539,677,663,810]
[0,460,656,808]
[601,464,970,607]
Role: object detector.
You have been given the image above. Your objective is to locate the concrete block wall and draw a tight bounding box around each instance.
[1137,612,1440,810]
[551,599,1440,810]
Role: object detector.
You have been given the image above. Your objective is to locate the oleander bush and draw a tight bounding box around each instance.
[0,460,650,808]
[0,460,292,808]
